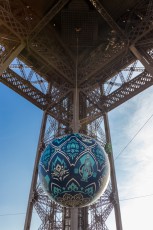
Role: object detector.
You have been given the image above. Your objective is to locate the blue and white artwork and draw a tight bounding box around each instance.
[38,133,110,207]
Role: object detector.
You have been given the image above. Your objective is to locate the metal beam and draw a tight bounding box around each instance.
[24,111,48,230]
[79,44,126,86]
[0,69,70,125]
[89,0,125,37]
[50,27,75,64]
[71,208,78,230]
[0,68,48,110]
[29,0,70,40]
[128,0,153,44]
[106,71,153,112]
[29,40,74,84]
[103,113,123,230]
[79,0,153,87]
[88,184,114,229]
[80,70,153,125]
[0,4,28,39]
[47,89,72,110]
[71,88,80,133]
[28,25,74,84]
[0,43,25,75]
[34,183,63,229]
[130,45,153,76]
[19,51,64,84]
[84,51,135,87]
[48,105,71,126]
[0,3,74,84]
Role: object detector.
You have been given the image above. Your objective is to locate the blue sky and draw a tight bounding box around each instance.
[108,86,153,229]
[0,83,42,229]
[1,82,153,230]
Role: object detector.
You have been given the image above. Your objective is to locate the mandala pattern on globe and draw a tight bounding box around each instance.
[39,133,110,207]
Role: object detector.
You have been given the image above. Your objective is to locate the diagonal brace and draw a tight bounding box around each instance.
[29,0,70,40]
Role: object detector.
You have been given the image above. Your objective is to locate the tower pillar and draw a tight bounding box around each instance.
[24,111,48,230]
[103,113,123,230]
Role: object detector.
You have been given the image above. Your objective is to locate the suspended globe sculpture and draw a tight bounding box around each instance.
[38,133,110,207]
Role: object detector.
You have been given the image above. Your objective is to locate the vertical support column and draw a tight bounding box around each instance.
[70,88,79,230]
[71,208,79,230]
[72,88,80,133]
[24,111,48,230]
[103,113,123,230]
[80,206,88,229]
[63,207,71,229]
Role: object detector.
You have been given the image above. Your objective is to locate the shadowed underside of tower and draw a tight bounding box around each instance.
[0,0,153,229]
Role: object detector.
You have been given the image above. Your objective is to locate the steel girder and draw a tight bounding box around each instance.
[80,70,153,125]
[128,0,153,43]
[0,0,153,87]
[0,42,25,75]
[0,68,48,109]
[0,1,74,84]
[28,35,74,84]
[0,68,73,125]
[0,4,28,39]
[0,0,152,88]
[78,42,126,85]
[1,1,153,229]
[1,65,153,126]
[89,0,125,37]
[33,185,63,230]
[29,0,70,40]
[79,0,153,85]
[89,185,115,230]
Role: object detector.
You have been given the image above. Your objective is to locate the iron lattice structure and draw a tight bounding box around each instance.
[1,0,153,229]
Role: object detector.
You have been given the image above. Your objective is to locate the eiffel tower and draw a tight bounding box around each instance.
[0,0,153,229]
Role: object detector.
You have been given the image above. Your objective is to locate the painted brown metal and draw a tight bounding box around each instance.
[1,0,153,229]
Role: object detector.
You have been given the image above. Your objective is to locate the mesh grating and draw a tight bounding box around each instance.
[61,11,98,48]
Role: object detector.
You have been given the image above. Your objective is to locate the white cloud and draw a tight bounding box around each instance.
[109,86,153,229]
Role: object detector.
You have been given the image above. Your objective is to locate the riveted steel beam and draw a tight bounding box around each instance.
[0,4,28,39]
[0,42,25,75]
[0,68,48,110]
[80,70,153,125]
[130,45,153,76]
[89,0,125,37]
[79,0,153,87]
[29,0,70,40]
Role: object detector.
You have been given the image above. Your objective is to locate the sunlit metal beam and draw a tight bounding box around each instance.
[80,70,153,125]
[0,42,25,75]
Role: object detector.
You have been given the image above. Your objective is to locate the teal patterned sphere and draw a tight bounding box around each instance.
[38,133,110,207]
